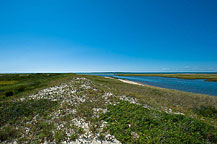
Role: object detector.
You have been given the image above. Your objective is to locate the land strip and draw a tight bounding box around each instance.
[117,73,217,82]
[0,74,216,143]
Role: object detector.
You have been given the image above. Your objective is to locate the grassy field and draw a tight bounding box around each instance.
[0,73,70,101]
[0,73,217,143]
[116,73,217,82]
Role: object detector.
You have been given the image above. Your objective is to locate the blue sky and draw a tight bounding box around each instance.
[0,0,217,72]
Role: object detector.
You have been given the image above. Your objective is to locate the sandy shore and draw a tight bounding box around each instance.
[104,76,161,89]
[105,76,150,86]
[118,78,164,89]
[119,79,144,86]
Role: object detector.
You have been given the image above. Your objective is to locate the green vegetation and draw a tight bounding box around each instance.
[193,106,217,119]
[0,99,57,141]
[84,75,217,116]
[116,73,217,82]
[0,81,18,85]
[0,99,57,126]
[0,73,217,143]
[0,125,21,142]
[0,73,70,101]
[55,130,66,142]
[100,101,217,143]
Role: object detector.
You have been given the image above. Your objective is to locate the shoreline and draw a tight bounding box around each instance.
[105,76,215,96]
[116,74,217,82]
[105,76,163,89]
[118,79,165,89]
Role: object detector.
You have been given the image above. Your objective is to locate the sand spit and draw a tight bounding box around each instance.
[119,79,144,86]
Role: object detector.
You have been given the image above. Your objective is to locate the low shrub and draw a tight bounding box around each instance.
[0,99,57,127]
[17,86,25,93]
[0,125,19,141]
[5,91,13,97]
[100,101,217,143]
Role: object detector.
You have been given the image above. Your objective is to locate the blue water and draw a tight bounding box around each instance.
[84,73,217,96]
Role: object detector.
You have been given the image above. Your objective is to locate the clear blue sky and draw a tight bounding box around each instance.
[1,0,217,72]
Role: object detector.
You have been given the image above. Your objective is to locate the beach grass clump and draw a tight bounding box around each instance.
[54,130,67,142]
[100,101,217,143]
